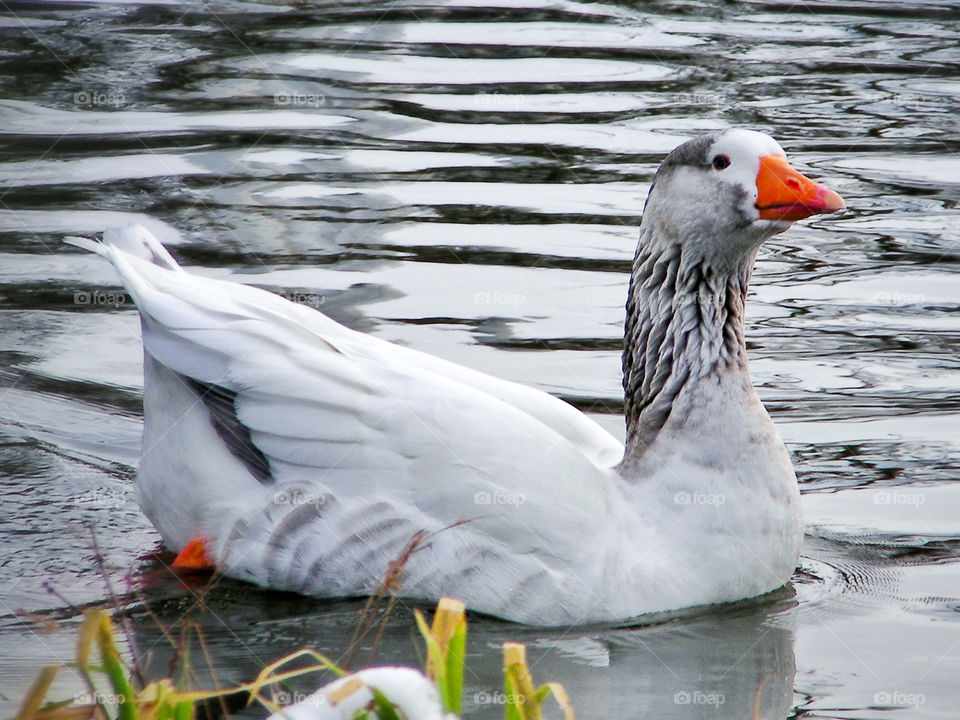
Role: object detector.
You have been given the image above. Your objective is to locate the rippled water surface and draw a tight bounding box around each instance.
[1,1,959,718]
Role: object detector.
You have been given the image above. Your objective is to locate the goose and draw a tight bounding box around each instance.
[66,129,844,626]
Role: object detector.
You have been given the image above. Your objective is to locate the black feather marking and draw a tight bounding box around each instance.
[183,375,274,485]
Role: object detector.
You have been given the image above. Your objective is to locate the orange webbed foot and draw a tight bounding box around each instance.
[171,536,216,573]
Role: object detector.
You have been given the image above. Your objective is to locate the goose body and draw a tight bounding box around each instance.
[68,129,843,625]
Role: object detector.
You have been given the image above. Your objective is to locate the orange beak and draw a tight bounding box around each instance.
[755,155,845,221]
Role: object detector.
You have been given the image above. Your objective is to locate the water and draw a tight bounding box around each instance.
[1,0,958,717]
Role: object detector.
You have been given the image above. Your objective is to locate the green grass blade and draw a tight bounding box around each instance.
[502,671,523,720]
[93,612,137,720]
[443,619,466,715]
[368,687,402,720]
[172,699,193,720]
[414,609,446,695]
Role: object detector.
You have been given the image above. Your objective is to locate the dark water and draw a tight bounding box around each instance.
[1,1,959,718]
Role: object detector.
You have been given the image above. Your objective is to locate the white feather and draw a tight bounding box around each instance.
[265,667,450,720]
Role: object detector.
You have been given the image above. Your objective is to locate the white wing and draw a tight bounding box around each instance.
[69,225,626,624]
[70,226,623,465]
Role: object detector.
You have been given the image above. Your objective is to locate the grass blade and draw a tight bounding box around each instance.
[503,643,540,720]
[14,666,58,720]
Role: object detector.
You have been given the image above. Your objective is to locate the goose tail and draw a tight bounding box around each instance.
[64,224,182,271]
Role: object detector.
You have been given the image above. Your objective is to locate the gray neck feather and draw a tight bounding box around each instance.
[620,226,754,470]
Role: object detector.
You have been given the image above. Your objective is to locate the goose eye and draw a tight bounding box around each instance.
[712,154,731,170]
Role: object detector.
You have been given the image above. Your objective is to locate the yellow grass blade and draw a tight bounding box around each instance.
[503,643,540,720]
[14,666,59,720]
[427,598,465,674]
[541,682,575,720]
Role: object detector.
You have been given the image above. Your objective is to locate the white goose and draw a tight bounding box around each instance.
[67,129,843,626]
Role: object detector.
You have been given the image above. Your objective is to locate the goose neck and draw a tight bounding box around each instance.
[620,233,756,470]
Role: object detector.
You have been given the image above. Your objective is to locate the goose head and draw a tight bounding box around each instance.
[622,130,844,464]
[640,128,845,270]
